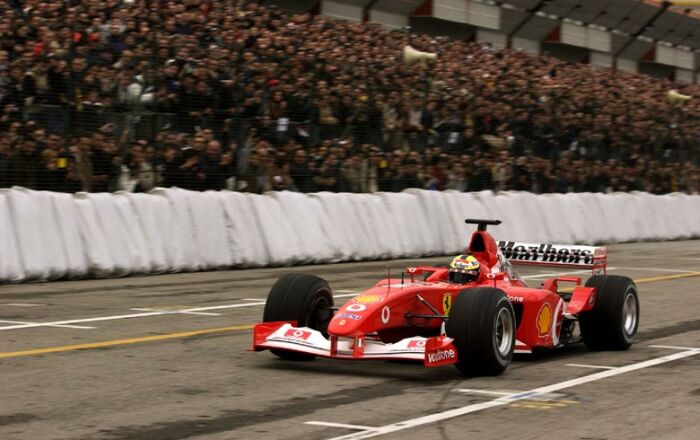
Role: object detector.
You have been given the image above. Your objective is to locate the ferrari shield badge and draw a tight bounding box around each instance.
[442,293,452,315]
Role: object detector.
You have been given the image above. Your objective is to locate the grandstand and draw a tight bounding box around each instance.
[0,0,698,194]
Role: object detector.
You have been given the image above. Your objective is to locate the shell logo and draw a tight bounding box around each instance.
[353,295,382,304]
[537,303,553,336]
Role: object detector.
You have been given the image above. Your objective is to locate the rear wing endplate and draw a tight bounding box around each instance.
[497,240,607,275]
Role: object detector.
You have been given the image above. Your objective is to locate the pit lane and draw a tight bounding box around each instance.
[0,240,698,440]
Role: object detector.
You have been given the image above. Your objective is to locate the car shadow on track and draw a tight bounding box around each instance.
[257,357,462,383]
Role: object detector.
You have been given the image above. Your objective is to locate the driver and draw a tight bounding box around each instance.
[448,254,480,284]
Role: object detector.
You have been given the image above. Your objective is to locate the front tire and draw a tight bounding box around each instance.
[579,275,639,350]
[446,287,515,376]
[263,273,334,360]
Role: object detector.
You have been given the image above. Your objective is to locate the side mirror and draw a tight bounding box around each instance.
[486,272,506,281]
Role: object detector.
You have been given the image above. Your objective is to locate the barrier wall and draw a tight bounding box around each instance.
[1,187,699,283]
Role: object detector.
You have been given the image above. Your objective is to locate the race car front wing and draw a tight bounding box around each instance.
[252,321,459,367]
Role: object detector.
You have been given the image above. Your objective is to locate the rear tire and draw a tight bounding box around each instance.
[446,287,515,376]
[579,275,639,350]
[263,273,334,361]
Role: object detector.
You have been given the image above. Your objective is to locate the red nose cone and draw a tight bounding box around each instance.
[328,293,386,336]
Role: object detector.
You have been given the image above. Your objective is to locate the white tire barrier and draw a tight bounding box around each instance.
[0,187,698,283]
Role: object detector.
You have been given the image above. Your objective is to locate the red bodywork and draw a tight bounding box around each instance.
[253,226,604,366]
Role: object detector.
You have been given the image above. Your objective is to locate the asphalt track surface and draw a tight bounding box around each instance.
[1,241,699,440]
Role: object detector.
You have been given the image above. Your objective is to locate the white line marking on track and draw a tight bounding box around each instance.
[0,291,365,332]
[1,303,45,307]
[0,320,95,329]
[454,389,571,401]
[324,347,700,440]
[565,363,615,370]
[650,345,700,351]
[241,298,266,301]
[129,308,222,316]
[453,389,515,397]
[0,302,267,331]
[306,422,377,431]
[615,267,698,273]
[614,266,700,273]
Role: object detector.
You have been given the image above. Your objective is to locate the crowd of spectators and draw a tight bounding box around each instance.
[0,0,699,195]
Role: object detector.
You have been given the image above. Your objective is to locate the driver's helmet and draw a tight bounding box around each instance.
[448,254,480,284]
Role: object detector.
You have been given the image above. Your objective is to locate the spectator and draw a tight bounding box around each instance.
[9,137,39,188]
[0,1,697,196]
[35,148,67,192]
[289,149,312,193]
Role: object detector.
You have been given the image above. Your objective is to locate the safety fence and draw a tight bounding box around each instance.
[1,187,699,283]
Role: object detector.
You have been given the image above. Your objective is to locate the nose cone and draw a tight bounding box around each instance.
[328,293,386,336]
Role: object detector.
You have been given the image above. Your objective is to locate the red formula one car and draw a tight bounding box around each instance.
[252,219,640,375]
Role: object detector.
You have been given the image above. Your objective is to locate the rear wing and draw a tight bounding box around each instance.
[497,241,607,275]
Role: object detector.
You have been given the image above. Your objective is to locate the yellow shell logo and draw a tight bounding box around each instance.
[442,293,452,315]
[354,295,382,304]
[537,303,552,336]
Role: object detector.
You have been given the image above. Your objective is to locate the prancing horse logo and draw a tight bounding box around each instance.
[442,293,452,315]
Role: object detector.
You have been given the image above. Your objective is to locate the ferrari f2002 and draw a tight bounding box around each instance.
[252,219,639,375]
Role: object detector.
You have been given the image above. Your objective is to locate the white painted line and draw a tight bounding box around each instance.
[243,293,356,302]
[613,266,700,273]
[454,389,516,397]
[0,320,95,330]
[1,303,45,307]
[307,422,376,431]
[566,363,615,370]
[454,389,570,402]
[335,290,360,293]
[129,308,221,316]
[650,345,700,351]
[0,302,266,331]
[326,348,700,440]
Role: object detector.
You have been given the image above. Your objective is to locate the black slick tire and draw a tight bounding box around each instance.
[263,273,334,361]
[446,287,515,376]
[579,275,639,350]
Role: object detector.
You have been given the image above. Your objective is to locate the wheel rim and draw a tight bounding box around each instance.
[494,307,514,357]
[622,290,638,337]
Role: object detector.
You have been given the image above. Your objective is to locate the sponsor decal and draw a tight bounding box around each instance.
[339,319,347,326]
[536,303,553,336]
[353,294,382,304]
[427,348,456,363]
[345,303,366,313]
[552,298,564,345]
[442,293,452,315]
[284,328,311,340]
[337,313,361,320]
[508,296,524,302]
[381,306,390,324]
[408,339,427,348]
[498,241,598,265]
